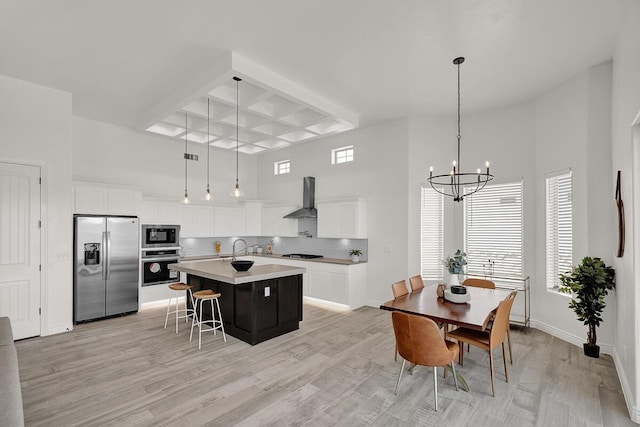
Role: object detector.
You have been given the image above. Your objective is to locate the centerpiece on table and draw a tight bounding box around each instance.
[444,249,467,287]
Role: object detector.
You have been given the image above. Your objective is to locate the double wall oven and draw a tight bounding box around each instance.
[141,224,180,286]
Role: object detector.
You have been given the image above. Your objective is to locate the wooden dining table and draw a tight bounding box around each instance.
[379,284,513,331]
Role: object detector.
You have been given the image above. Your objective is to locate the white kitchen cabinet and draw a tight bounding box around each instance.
[306,262,366,309]
[140,199,180,225]
[261,206,298,237]
[73,182,141,216]
[244,201,262,236]
[317,198,367,238]
[214,206,246,236]
[179,204,214,237]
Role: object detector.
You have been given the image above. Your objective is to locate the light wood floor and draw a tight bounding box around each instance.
[16,303,634,426]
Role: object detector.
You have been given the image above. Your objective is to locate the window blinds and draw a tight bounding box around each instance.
[464,181,524,279]
[420,187,444,280]
[545,170,572,289]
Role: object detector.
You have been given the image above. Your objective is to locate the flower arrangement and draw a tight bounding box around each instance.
[444,250,467,274]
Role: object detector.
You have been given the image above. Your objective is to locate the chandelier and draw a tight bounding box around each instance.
[427,57,493,202]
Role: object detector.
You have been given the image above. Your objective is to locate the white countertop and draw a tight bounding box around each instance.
[182,253,366,266]
[168,260,306,285]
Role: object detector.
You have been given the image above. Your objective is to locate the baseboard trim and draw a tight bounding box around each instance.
[303,297,350,312]
[611,349,640,423]
[530,319,614,355]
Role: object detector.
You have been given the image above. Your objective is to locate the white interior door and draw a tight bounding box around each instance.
[0,162,41,339]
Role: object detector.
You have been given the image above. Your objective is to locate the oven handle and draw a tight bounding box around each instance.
[142,256,180,263]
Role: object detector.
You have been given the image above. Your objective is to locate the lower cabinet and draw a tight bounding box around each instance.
[306,262,366,309]
[189,273,302,345]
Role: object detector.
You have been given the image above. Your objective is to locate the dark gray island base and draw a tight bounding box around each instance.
[187,273,303,345]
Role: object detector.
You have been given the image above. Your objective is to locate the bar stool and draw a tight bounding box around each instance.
[164,282,196,334]
[190,290,226,349]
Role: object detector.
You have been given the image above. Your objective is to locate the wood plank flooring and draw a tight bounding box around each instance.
[15,303,634,426]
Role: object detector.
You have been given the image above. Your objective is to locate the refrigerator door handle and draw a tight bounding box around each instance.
[101,231,107,280]
[105,231,111,280]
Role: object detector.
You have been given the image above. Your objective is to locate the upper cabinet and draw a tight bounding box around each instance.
[180,204,214,238]
[317,198,367,239]
[262,206,299,237]
[140,199,180,225]
[244,201,262,236]
[214,206,247,236]
[73,182,141,216]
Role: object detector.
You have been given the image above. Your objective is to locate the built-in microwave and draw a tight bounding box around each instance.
[141,224,180,248]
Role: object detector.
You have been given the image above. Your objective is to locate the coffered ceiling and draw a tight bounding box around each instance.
[0,1,628,154]
[139,53,358,154]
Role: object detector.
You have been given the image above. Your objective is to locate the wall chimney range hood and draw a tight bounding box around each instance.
[284,177,317,219]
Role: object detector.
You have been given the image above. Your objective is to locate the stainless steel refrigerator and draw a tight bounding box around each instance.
[74,215,139,323]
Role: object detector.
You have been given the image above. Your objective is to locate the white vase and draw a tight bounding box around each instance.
[351,255,360,262]
[447,272,459,287]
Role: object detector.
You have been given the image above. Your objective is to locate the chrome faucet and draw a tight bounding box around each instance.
[231,238,248,261]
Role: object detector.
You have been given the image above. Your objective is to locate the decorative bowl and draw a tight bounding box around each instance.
[231,260,254,272]
[450,285,467,294]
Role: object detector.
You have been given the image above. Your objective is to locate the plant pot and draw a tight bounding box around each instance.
[583,343,600,358]
[351,255,360,262]
[447,272,459,287]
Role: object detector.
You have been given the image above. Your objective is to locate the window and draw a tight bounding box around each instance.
[420,187,444,280]
[464,181,524,280]
[546,169,572,290]
[274,160,290,175]
[331,145,354,164]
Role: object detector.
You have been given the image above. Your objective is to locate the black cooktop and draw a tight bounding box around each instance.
[281,253,324,259]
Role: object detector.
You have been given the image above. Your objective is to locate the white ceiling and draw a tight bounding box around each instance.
[0,0,627,153]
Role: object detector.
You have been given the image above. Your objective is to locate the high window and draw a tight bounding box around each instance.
[420,187,444,280]
[274,160,290,175]
[331,145,354,165]
[464,181,524,280]
[545,169,572,290]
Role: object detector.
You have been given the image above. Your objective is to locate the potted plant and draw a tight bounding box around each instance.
[349,249,363,262]
[443,250,467,286]
[558,256,615,358]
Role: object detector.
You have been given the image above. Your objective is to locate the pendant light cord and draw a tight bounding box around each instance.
[235,77,239,186]
[456,60,461,198]
[185,112,188,196]
[207,99,210,193]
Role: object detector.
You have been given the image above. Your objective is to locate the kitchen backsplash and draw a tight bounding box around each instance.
[180,236,368,261]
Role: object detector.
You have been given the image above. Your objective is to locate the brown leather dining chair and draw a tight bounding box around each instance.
[462,278,495,289]
[391,280,409,361]
[392,311,459,411]
[391,280,409,298]
[409,275,425,292]
[446,291,517,396]
[462,278,513,364]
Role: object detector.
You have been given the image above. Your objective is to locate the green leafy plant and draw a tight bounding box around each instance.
[349,249,363,256]
[558,256,615,348]
[444,250,467,274]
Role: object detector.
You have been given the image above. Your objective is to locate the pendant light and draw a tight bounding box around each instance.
[204,98,212,201]
[427,57,493,201]
[231,76,243,198]
[183,112,190,204]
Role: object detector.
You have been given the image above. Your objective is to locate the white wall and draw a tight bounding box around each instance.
[257,119,409,306]
[72,116,258,203]
[408,102,537,282]
[0,74,73,335]
[611,0,640,420]
[533,62,616,350]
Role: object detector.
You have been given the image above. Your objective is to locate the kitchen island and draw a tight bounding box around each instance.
[168,260,305,345]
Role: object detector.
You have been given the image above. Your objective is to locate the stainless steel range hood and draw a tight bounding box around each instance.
[284,177,317,219]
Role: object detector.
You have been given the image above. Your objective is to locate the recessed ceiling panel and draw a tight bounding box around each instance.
[237,144,267,154]
[141,53,359,154]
